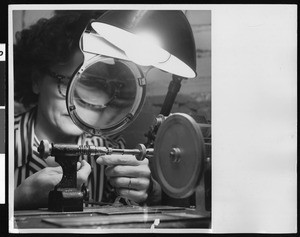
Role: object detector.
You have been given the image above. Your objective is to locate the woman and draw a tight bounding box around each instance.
[14,10,160,210]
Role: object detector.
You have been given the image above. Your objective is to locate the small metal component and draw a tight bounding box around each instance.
[135,143,146,161]
[144,114,167,147]
[38,140,51,158]
[138,77,146,86]
[68,105,76,111]
[154,114,166,127]
[169,147,181,163]
[81,184,90,201]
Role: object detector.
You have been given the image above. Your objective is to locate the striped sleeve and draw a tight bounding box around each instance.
[14,112,30,188]
[14,108,38,188]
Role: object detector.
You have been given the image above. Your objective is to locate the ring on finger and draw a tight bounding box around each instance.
[128,178,132,188]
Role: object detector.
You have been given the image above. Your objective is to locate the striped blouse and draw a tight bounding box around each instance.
[14,107,126,203]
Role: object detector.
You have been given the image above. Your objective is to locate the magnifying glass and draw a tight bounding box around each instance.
[66,55,146,136]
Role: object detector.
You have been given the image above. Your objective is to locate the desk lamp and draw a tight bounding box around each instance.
[84,10,197,145]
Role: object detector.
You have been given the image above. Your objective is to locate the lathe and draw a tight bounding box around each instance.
[14,112,211,229]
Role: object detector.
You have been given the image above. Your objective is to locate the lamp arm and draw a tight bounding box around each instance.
[144,74,183,148]
[160,75,183,116]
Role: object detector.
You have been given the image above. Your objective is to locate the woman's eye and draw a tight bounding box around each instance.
[61,78,70,86]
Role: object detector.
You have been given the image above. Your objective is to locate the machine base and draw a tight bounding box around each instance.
[48,188,84,212]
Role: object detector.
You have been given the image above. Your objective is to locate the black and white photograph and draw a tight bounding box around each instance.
[9,6,212,232]
[5,4,298,235]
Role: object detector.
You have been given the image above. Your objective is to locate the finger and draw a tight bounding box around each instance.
[105,164,151,178]
[77,161,81,170]
[33,167,62,189]
[109,177,150,191]
[45,166,63,174]
[78,160,91,174]
[96,155,148,166]
[77,160,91,185]
[116,188,148,203]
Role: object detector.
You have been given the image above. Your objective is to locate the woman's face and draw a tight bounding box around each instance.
[36,50,138,140]
[36,50,84,138]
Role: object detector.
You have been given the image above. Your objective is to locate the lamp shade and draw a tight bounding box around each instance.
[88,10,197,78]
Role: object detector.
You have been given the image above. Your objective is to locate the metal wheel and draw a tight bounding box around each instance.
[152,113,205,198]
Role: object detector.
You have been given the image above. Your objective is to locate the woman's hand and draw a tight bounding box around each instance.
[14,160,91,210]
[96,155,151,204]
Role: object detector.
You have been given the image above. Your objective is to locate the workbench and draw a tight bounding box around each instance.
[14,205,211,229]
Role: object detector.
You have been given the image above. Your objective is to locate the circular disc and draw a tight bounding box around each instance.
[152,113,205,199]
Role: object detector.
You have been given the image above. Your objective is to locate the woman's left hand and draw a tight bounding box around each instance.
[96,155,151,204]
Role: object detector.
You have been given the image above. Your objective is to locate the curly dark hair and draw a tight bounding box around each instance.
[14,10,106,108]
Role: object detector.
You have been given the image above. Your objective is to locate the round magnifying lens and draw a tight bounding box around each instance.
[67,55,146,136]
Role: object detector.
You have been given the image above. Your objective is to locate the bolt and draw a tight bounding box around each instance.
[170,148,181,163]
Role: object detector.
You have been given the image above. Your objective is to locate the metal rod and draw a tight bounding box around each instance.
[38,140,154,161]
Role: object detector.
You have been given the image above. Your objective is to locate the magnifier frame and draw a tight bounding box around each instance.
[66,55,146,136]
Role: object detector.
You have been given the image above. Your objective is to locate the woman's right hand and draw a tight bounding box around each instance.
[14,160,91,210]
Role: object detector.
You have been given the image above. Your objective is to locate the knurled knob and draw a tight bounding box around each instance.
[38,140,52,158]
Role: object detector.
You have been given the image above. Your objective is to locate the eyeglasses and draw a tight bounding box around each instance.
[46,70,71,98]
[45,69,122,108]
[73,75,122,110]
